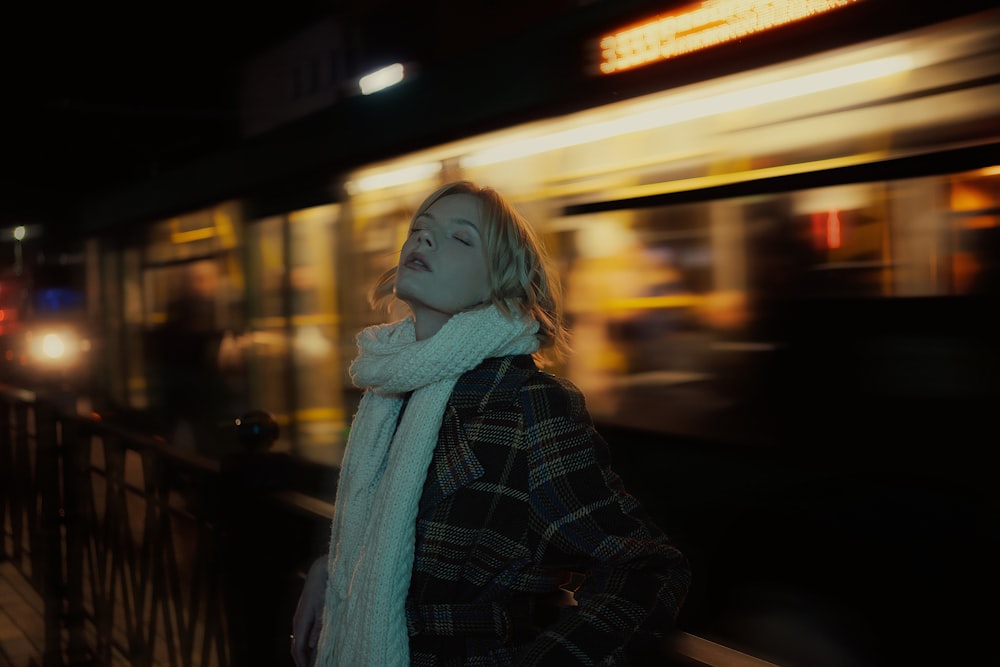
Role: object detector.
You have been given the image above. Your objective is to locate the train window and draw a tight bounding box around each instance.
[555,206,724,440]
[950,167,1000,296]
[790,183,891,298]
[244,205,348,464]
[245,216,289,451]
[288,205,346,464]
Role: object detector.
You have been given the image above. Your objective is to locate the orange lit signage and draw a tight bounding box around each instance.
[599,0,862,74]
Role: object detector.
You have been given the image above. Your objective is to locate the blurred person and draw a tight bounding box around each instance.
[151,259,236,456]
[291,181,691,666]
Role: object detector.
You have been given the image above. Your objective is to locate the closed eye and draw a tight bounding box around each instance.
[453,235,472,246]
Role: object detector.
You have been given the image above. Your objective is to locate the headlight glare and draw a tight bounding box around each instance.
[42,333,67,359]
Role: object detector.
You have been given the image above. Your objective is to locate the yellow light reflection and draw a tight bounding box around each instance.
[463,56,911,167]
[170,226,216,244]
[346,163,440,193]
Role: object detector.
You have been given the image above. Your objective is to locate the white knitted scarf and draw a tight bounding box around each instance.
[316,305,540,666]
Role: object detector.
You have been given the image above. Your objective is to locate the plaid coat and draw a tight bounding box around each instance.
[405,355,691,666]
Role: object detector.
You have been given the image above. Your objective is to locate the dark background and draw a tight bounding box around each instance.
[0,1,335,223]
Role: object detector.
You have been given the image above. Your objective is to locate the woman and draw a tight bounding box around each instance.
[291,181,690,666]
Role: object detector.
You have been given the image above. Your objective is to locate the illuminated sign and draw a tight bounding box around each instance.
[598,0,862,74]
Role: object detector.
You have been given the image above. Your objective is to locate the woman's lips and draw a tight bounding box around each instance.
[404,252,430,270]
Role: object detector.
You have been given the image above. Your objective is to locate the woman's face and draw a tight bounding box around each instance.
[394,193,491,339]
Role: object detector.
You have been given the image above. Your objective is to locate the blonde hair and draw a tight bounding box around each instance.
[370,180,570,365]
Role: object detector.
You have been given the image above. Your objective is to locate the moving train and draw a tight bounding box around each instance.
[78,0,999,464]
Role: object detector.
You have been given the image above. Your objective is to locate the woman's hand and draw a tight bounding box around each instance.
[291,555,328,667]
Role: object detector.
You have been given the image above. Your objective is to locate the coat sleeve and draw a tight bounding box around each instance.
[516,375,691,666]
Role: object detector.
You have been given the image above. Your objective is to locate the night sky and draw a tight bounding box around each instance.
[1,2,333,222]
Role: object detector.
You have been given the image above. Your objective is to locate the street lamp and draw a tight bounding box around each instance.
[358,63,405,95]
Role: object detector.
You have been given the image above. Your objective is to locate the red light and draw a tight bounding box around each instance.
[809,209,843,249]
[826,208,842,249]
[810,212,825,250]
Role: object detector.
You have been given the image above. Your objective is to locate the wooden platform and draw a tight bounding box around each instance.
[0,561,43,667]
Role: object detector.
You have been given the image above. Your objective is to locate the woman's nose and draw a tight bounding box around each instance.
[417,228,434,247]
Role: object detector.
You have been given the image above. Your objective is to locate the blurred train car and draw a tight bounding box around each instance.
[84,0,1000,461]
[77,1,999,664]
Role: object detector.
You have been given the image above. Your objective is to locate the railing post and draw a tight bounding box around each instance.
[35,400,65,667]
[0,399,11,559]
[11,400,32,569]
[60,413,93,665]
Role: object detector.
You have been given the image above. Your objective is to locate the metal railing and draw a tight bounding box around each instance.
[1,384,779,667]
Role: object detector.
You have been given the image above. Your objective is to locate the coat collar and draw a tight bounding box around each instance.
[419,354,537,509]
[447,354,538,416]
